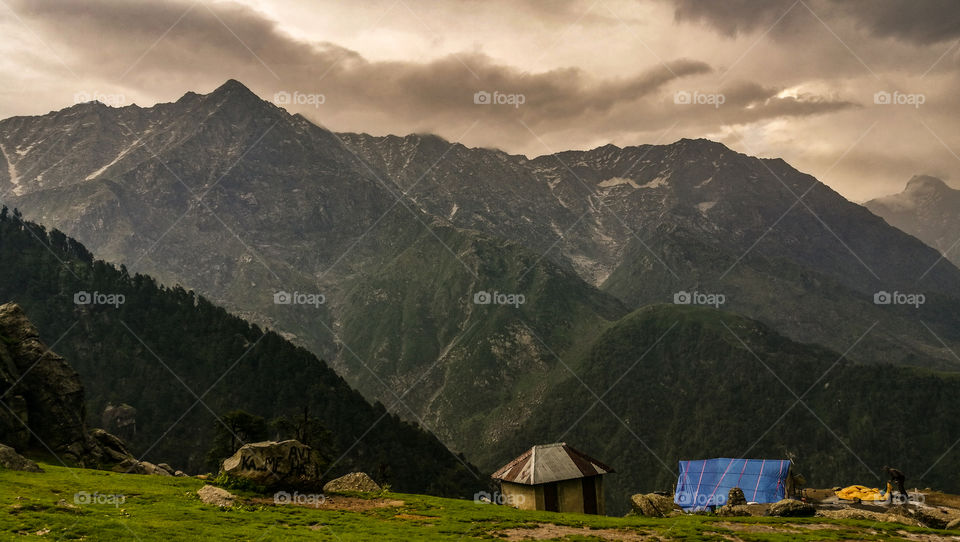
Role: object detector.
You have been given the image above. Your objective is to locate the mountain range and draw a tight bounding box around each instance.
[3,80,960,513]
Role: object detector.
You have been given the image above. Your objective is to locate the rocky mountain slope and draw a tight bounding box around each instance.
[866,175,960,268]
[341,133,960,369]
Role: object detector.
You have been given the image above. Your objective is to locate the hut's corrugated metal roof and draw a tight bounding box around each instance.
[491,443,614,485]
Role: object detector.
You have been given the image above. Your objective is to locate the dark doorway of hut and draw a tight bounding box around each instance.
[582,476,598,514]
[543,482,559,512]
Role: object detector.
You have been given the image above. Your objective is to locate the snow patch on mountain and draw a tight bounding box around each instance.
[598,176,640,189]
[598,175,670,189]
[642,175,669,188]
[0,144,22,195]
[86,138,141,180]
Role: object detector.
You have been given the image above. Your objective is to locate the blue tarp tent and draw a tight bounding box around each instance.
[674,458,791,511]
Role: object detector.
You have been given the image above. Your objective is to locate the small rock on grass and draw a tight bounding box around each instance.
[197,485,236,507]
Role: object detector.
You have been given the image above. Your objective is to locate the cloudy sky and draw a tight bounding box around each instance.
[1,0,958,201]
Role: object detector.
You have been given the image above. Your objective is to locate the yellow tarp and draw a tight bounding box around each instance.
[835,483,892,501]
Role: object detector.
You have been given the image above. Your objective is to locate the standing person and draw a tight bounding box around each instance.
[884,466,908,502]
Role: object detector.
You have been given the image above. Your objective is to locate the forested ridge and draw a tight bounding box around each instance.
[0,207,479,497]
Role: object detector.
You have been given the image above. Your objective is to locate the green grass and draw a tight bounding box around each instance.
[1,464,956,541]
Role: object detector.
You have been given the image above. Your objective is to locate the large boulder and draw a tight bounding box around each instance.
[323,472,381,494]
[629,493,681,518]
[221,440,324,489]
[0,443,42,472]
[197,485,236,507]
[769,498,815,517]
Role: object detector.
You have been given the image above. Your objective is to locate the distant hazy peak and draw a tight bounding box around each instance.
[904,174,953,194]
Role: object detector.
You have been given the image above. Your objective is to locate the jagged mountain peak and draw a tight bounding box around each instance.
[210,78,257,97]
[200,79,277,115]
[671,137,730,150]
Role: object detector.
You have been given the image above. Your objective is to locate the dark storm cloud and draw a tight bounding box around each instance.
[8,0,849,130]
[841,0,960,45]
[670,0,801,38]
[670,0,960,45]
[12,0,707,114]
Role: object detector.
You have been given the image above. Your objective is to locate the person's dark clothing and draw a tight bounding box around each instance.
[885,467,907,500]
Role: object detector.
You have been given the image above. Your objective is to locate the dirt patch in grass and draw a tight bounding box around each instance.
[715,522,787,534]
[496,524,651,541]
[715,521,791,533]
[717,521,844,533]
[792,523,845,530]
[249,495,404,512]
